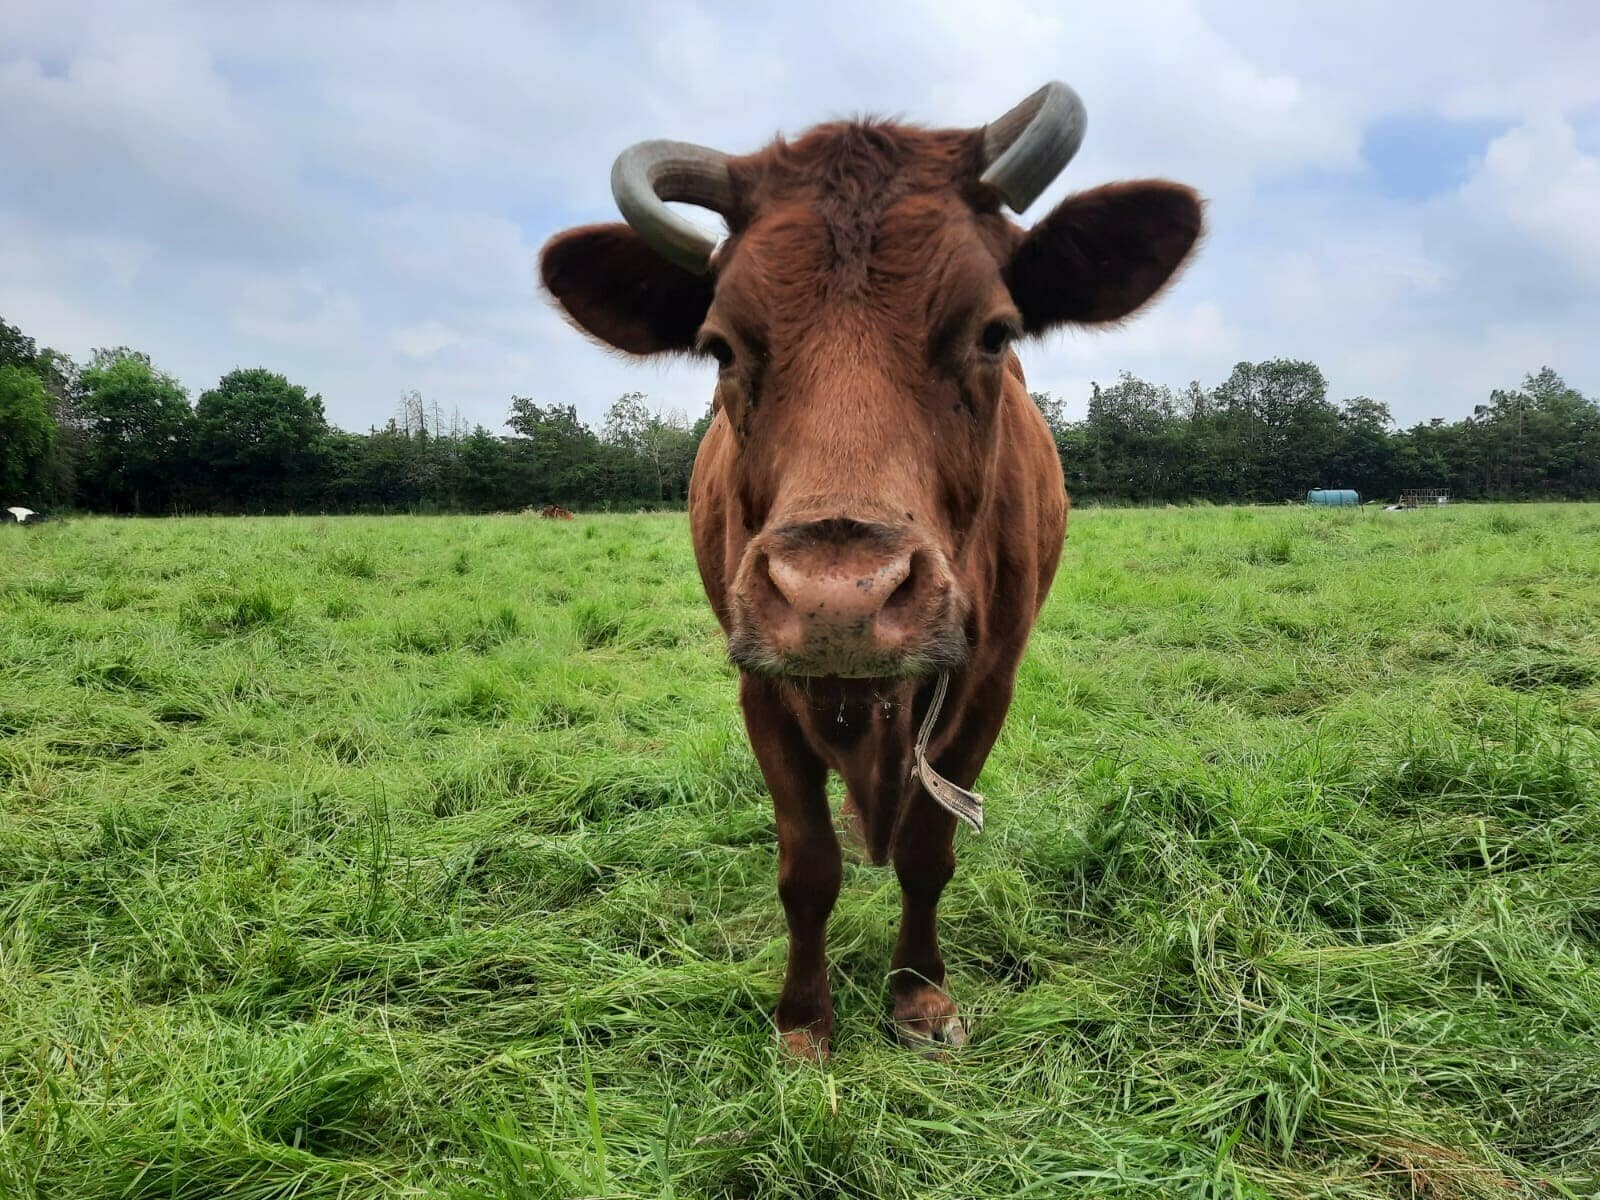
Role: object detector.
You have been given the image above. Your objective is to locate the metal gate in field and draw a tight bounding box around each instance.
[1398,488,1451,508]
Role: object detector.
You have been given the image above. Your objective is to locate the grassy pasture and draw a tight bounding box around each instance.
[2,504,1599,1198]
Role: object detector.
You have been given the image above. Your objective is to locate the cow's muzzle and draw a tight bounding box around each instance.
[727,518,966,678]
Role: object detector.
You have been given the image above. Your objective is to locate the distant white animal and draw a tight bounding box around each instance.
[6,506,38,524]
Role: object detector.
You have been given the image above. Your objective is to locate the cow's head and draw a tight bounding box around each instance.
[541,84,1201,678]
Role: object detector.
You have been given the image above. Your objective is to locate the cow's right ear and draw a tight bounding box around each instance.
[1004,181,1203,332]
[539,223,715,356]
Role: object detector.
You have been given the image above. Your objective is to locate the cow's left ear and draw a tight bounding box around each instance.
[1004,181,1203,331]
[540,223,714,356]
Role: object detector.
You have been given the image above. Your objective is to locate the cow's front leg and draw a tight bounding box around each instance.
[741,677,840,1059]
[889,791,964,1051]
[889,671,1016,1052]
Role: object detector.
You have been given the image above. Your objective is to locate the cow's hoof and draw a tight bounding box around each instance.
[777,1023,831,1062]
[891,983,966,1057]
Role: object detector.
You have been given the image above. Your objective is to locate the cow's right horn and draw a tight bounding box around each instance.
[979,82,1087,215]
[610,140,735,275]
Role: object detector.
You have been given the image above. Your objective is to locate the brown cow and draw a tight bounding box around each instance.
[540,83,1201,1057]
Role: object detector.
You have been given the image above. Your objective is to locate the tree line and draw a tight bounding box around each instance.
[3,314,1596,514]
[1041,359,1600,503]
[1,315,703,514]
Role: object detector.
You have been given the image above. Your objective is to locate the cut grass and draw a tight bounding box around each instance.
[1,504,1598,1198]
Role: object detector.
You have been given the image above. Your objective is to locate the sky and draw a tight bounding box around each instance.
[2,1,1597,434]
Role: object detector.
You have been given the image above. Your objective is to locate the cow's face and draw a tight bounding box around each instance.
[541,88,1201,679]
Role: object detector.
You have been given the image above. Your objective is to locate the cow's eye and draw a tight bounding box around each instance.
[700,335,735,370]
[978,321,1014,356]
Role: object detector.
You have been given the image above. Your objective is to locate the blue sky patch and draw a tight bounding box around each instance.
[1573,104,1600,157]
[1362,113,1507,201]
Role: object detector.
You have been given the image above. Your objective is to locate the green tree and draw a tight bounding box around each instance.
[0,316,44,374]
[2,316,82,506]
[76,349,193,513]
[601,392,699,502]
[1082,373,1187,500]
[651,412,701,503]
[195,368,329,510]
[1393,417,1470,496]
[1471,367,1599,497]
[1210,359,1339,501]
[690,404,716,444]
[1029,391,1066,429]
[506,398,606,502]
[1327,397,1396,498]
[1029,391,1072,465]
[453,426,514,510]
[600,391,657,499]
[0,364,56,497]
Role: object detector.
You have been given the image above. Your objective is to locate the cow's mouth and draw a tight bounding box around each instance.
[725,611,968,680]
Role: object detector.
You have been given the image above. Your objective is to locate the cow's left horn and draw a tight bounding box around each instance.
[610,140,734,275]
[979,82,1087,214]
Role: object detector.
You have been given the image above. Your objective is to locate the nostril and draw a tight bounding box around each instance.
[882,564,918,614]
[876,552,922,628]
[763,553,799,611]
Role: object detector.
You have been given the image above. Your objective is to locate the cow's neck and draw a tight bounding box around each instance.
[774,674,936,865]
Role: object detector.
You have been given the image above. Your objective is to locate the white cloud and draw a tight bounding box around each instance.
[392,322,464,359]
[230,282,364,352]
[1454,115,1600,284]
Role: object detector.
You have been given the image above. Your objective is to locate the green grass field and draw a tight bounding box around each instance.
[3,505,1599,1198]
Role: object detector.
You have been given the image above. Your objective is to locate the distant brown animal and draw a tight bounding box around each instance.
[540,504,574,520]
[541,83,1201,1057]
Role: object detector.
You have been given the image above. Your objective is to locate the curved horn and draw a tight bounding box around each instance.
[610,140,734,275]
[979,82,1087,214]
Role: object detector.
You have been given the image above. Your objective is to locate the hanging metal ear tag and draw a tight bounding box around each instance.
[913,673,984,834]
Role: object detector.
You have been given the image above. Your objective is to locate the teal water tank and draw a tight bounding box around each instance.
[1307,488,1360,506]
